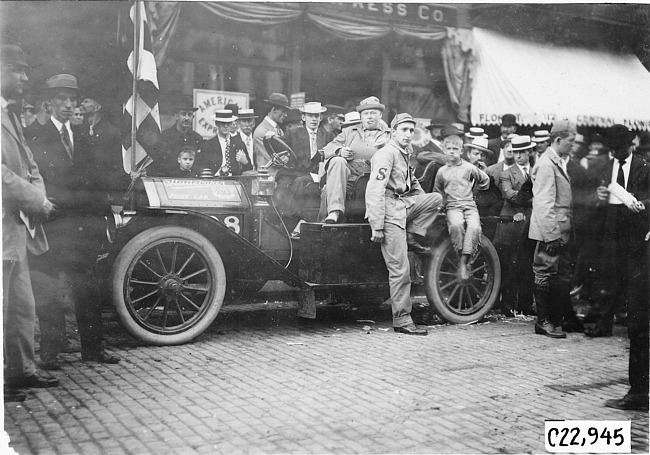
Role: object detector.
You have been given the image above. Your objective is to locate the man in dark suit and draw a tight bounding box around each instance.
[283,102,335,235]
[2,45,59,401]
[587,125,649,411]
[149,96,203,177]
[78,94,128,204]
[487,114,517,165]
[198,109,252,176]
[494,136,535,315]
[28,74,120,369]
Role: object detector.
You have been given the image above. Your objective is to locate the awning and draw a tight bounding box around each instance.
[471,27,650,131]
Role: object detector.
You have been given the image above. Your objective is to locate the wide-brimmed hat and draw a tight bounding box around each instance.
[300,102,327,114]
[604,124,635,150]
[532,130,550,143]
[501,114,517,126]
[214,109,238,123]
[465,137,492,154]
[45,73,78,91]
[170,94,198,112]
[451,122,465,133]
[342,111,361,127]
[390,113,416,129]
[238,108,257,120]
[2,45,28,67]
[441,126,464,139]
[425,118,448,130]
[550,120,577,135]
[465,127,488,139]
[511,135,536,151]
[356,96,385,112]
[264,93,290,109]
[325,104,345,117]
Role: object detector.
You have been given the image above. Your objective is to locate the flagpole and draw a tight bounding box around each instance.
[130,0,141,174]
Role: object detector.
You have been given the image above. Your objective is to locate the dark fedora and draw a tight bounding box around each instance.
[172,95,198,112]
[324,104,345,117]
[425,118,448,130]
[501,113,517,126]
[45,73,78,91]
[264,93,290,109]
[224,103,239,115]
[441,126,464,139]
[604,124,635,150]
[1,45,28,67]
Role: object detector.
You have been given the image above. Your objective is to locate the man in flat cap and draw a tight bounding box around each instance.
[2,45,59,400]
[487,114,517,165]
[149,95,203,176]
[253,93,291,176]
[320,96,391,224]
[366,113,442,336]
[529,120,582,339]
[28,73,120,369]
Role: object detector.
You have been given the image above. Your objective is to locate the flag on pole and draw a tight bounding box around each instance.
[121,1,161,174]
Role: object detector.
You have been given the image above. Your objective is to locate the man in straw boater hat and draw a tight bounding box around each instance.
[588,124,649,411]
[366,113,442,336]
[529,120,583,339]
[198,109,251,176]
[340,111,361,130]
[149,94,203,176]
[253,92,292,176]
[493,135,536,316]
[462,136,491,170]
[234,108,258,169]
[283,101,336,237]
[2,45,58,401]
[320,96,391,224]
[27,73,121,370]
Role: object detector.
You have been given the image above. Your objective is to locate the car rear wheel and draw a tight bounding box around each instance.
[111,226,226,345]
[425,235,501,324]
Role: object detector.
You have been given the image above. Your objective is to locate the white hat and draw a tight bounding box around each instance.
[511,135,536,151]
[342,111,361,127]
[532,130,550,143]
[300,102,327,114]
[465,127,488,139]
[465,136,491,154]
[214,109,238,123]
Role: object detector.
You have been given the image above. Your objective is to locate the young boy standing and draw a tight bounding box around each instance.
[434,134,490,280]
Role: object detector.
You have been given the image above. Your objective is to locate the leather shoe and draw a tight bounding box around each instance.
[406,233,431,255]
[562,318,584,333]
[40,359,62,371]
[605,394,649,411]
[324,211,341,224]
[584,324,612,338]
[82,351,120,364]
[6,372,59,389]
[394,323,428,336]
[535,320,566,338]
[4,388,27,402]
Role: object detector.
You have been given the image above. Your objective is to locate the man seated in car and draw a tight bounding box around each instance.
[320,96,391,224]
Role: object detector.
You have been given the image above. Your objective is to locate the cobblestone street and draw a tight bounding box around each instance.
[4,294,649,454]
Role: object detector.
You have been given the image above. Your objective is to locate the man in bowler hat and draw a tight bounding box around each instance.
[487,113,517,165]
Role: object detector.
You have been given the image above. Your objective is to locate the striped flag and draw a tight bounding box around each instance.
[121,1,161,174]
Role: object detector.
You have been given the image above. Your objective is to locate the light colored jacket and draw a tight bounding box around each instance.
[253,116,283,176]
[365,139,423,231]
[529,147,573,243]
[323,123,390,162]
[2,106,49,260]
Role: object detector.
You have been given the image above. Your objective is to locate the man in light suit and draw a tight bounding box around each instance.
[235,108,258,169]
[198,109,252,176]
[2,45,58,400]
[283,102,335,235]
[529,120,580,339]
[253,93,291,176]
[494,136,535,315]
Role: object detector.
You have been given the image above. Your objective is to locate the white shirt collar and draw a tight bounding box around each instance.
[50,116,73,143]
[0,96,8,111]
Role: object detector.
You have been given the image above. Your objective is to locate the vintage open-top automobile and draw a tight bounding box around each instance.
[101,148,502,345]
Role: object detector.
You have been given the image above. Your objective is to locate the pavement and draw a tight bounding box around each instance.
[3,291,649,455]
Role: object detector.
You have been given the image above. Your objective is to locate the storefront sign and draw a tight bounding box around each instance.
[291,92,306,110]
[193,89,249,139]
[322,3,457,27]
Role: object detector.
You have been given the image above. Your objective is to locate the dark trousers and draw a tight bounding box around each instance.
[498,237,535,312]
[30,213,106,360]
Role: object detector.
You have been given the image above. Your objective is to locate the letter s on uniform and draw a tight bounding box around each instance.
[377,168,388,180]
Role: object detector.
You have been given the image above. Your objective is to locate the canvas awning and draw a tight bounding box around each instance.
[470,27,650,131]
